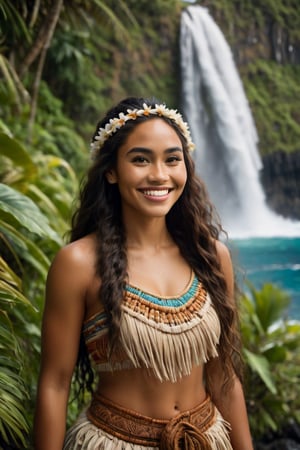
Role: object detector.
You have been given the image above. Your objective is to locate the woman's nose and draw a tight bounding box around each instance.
[148,163,169,182]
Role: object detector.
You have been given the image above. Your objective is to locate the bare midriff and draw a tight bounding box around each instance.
[95,365,206,419]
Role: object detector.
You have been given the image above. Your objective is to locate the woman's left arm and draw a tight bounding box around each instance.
[209,241,253,450]
[208,367,253,449]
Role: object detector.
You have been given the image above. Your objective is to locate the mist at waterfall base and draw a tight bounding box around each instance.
[180,6,300,318]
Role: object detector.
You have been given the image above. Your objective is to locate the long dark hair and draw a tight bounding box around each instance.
[71,96,242,400]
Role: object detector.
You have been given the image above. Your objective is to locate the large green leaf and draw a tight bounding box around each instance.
[0,56,22,104]
[263,345,286,363]
[27,183,70,233]
[0,219,50,279]
[0,183,61,243]
[0,132,36,175]
[0,284,32,307]
[0,312,19,350]
[0,313,29,446]
[0,258,33,307]
[0,258,21,288]
[0,120,12,135]
[243,348,277,394]
[250,283,291,331]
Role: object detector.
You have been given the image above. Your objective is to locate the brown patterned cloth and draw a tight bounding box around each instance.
[84,392,231,449]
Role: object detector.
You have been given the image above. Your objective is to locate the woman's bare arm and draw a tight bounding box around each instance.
[208,241,253,450]
[34,243,89,450]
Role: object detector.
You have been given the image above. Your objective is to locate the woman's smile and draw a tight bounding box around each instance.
[139,188,172,201]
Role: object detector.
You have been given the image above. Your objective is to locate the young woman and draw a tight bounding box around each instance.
[34,97,253,449]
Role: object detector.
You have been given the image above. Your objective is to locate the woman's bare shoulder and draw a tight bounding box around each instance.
[215,239,231,261]
[215,239,234,297]
[48,233,98,288]
[55,233,96,263]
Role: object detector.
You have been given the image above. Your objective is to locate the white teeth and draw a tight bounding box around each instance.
[143,189,169,197]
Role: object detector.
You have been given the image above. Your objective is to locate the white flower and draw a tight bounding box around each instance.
[90,103,195,158]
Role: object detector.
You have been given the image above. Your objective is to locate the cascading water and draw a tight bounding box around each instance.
[180,5,300,238]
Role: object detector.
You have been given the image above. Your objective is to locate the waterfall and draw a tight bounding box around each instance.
[180,6,300,238]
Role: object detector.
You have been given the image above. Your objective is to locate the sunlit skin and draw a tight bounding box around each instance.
[34,118,253,449]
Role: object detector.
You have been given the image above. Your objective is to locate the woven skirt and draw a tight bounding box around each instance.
[63,392,232,449]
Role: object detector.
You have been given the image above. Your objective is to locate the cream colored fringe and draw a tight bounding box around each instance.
[119,294,221,382]
[63,410,232,450]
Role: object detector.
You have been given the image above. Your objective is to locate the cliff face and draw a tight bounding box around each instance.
[244,24,300,220]
[234,18,300,220]
[199,0,300,220]
[261,150,300,219]
[231,11,300,220]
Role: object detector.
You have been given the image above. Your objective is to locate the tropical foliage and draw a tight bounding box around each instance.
[240,283,300,438]
[0,124,78,447]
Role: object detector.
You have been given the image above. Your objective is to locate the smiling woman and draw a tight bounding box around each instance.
[106,118,187,220]
[34,97,254,449]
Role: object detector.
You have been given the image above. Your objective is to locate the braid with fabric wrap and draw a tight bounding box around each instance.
[70,97,242,400]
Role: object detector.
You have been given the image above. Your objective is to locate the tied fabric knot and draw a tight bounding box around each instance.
[159,414,211,450]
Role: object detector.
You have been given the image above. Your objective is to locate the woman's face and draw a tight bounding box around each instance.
[107,118,187,221]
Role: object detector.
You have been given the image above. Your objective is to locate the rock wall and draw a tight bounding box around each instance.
[261,150,300,220]
[228,12,300,220]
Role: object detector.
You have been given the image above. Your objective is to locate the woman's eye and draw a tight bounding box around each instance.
[166,156,181,164]
[132,156,148,164]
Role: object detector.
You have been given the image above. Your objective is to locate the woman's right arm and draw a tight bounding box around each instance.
[34,243,88,450]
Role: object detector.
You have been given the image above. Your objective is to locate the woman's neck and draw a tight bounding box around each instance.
[124,217,173,251]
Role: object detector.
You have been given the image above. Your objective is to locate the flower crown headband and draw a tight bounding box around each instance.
[90,103,195,157]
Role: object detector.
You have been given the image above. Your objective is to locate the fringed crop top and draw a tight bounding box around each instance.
[83,272,221,382]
